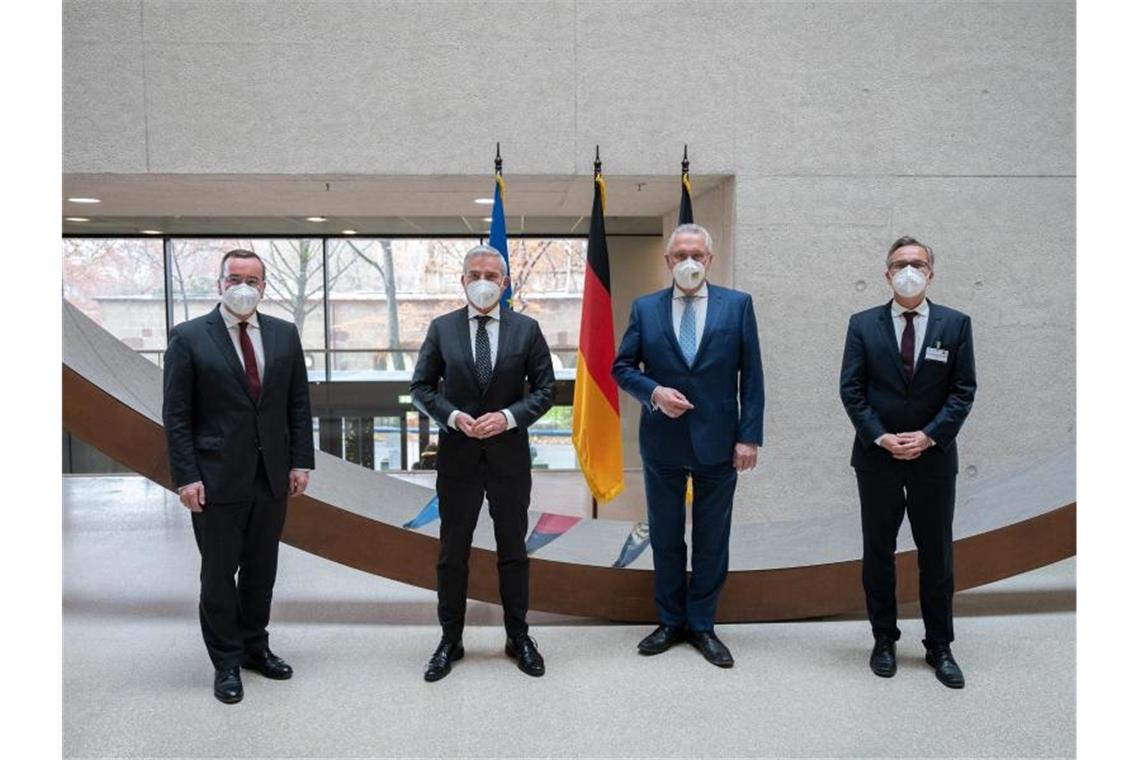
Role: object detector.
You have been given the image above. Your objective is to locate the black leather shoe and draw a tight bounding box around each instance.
[506,635,545,677]
[637,625,687,655]
[925,644,965,689]
[424,638,464,682]
[689,630,734,668]
[869,637,897,678]
[213,667,243,704]
[241,649,293,680]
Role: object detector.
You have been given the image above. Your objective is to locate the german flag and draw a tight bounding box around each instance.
[572,152,624,503]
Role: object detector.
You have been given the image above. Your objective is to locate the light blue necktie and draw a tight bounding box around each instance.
[679,295,698,366]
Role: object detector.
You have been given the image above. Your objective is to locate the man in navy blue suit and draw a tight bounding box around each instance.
[840,236,976,689]
[613,223,764,668]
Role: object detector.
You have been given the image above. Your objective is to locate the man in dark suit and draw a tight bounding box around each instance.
[612,224,764,668]
[840,236,977,689]
[163,249,315,704]
[410,244,555,682]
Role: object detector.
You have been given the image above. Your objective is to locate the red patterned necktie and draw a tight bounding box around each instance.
[901,311,918,379]
[238,321,261,401]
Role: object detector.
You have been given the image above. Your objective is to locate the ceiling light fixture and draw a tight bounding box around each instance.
[341,229,358,235]
[474,198,494,205]
[306,216,328,222]
[481,217,493,222]
[68,197,101,204]
[65,217,90,223]
[139,229,163,235]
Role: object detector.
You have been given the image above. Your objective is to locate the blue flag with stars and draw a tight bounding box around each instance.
[490,172,511,310]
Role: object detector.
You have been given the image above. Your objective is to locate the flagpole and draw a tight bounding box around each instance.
[591,143,601,521]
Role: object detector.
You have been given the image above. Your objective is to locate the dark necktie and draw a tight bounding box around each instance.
[474,315,493,390]
[238,321,261,402]
[901,311,918,379]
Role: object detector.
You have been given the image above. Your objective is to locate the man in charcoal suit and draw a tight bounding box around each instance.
[410,244,555,682]
[163,249,315,704]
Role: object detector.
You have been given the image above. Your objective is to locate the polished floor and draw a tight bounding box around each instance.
[64,476,1075,758]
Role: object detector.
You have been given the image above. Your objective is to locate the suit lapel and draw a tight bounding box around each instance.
[205,305,257,405]
[487,308,513,393]
[912,301,943,378]
[452,308,478,389]
[691,286,722,368]
[656,289,688,367]
[877,302,908,385]
[257,313,275,406]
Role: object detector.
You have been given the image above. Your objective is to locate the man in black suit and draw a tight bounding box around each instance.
[410,244,555,682]
[840,236,976,689]
[163,249,315,704]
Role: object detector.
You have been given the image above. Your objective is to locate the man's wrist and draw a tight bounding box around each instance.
[874,434,887,447]
[501,409,517,430]
[447,410,460,429]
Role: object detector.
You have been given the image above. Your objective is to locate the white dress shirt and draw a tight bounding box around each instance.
[446,305,518,431]
[889,298,929,355]
[671,282,710,346]
[219,305,264,378]
[875,298,936,448]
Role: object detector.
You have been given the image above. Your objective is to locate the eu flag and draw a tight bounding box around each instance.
[489,172,511,310]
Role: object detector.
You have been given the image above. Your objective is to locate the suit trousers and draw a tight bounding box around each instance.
[643,453,737,632]
[856,467,956,646]
[190,459,287,669]
[435,451,531,643]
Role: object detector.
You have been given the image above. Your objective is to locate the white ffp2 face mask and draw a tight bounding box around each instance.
[672,258,706,290]
[465,279,501,310]
[891,266,927,299]
[222,283,262,316]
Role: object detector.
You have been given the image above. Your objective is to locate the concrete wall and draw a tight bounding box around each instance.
[64,1,1075,521]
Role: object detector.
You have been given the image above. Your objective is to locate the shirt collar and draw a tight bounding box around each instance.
[672,282,709,300]
[467,304,501,321]
[891,298,929,318]
[220,304,260,330]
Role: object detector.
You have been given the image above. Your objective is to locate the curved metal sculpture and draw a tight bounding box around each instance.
[63,302,1075,622]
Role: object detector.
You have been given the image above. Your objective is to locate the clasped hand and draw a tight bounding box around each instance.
[880,431,932,460]
[455,411,508,439]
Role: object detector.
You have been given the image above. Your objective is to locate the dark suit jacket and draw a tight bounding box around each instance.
[163,305,315,502]
[612,284,765,466]
[410,307,555,477]
[839,300,976,476]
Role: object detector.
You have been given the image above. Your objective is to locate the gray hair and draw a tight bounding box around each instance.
[886,236,935,268]
[666,223,714,256]
[463,244,508,273]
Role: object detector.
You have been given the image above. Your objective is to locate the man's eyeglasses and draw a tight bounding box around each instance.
[223,275,263,287]
[668,252,710,264]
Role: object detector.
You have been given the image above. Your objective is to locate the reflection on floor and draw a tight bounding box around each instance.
[64,476,1075,759]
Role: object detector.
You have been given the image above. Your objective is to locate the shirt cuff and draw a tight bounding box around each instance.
[447,410,460,429]
[501,409,517,430]
[874,434,887,447]
[649,385,661,412]
[290,468,311,473]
